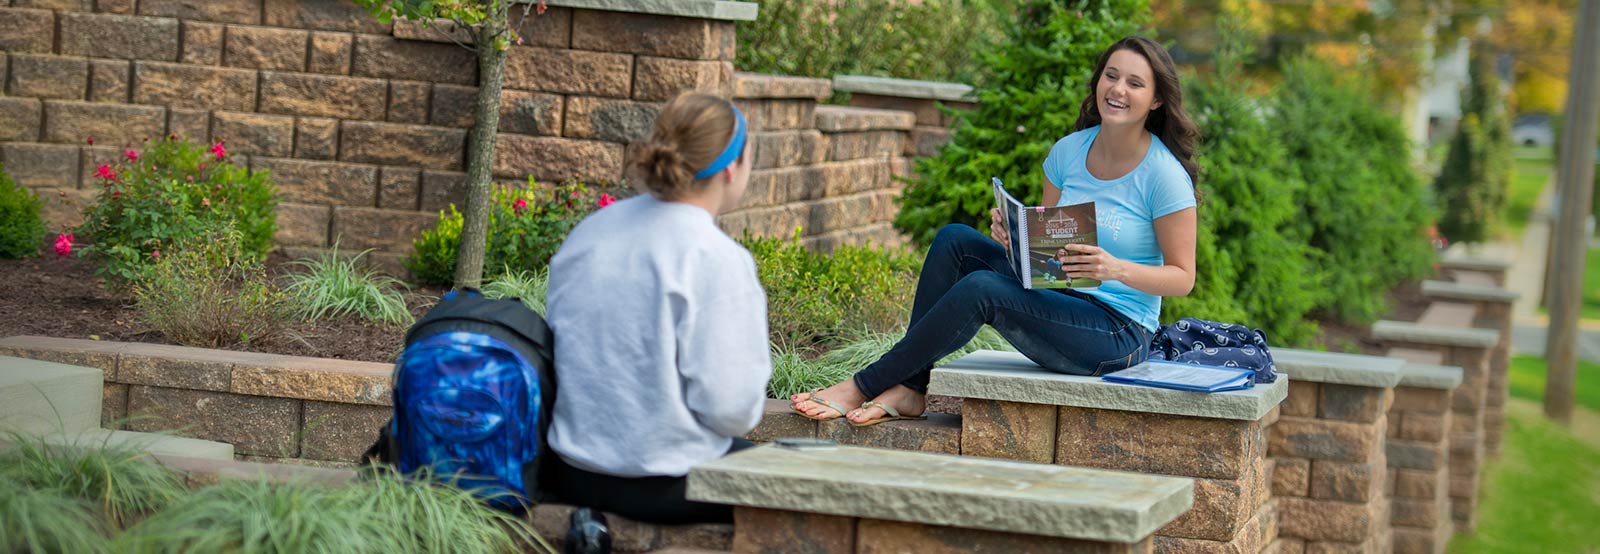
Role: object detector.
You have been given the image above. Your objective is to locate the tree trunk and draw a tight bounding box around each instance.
[453,11,510,290]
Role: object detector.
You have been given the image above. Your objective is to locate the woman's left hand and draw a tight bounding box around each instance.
[1063,244,1129,282]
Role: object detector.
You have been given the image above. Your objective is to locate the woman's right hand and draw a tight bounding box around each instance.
[989,208,1010,248]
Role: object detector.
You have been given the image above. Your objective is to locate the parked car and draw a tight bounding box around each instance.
[1513,114,1554,148]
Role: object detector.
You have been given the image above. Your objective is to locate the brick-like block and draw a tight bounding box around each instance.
[45,101,165,146]
[260,72,387,120]
[1390,498,1443,529]
[264,0,391,33]
[255,157,377,207]
[225,25,308,71]
[1153,500,1273,554]
[274,202,332,247]
[103,383,129,429]
[89,59,132,103]
[571,11,733,60]
[430,85,564,136]
[308,32,354,75]
[60,13,180,61]
[140,0,259,25]
[3,143,81,189]
[732,508,854,554]
[1391,468,1445,499]
[745,399,817,442]
[750,130,825,170]
[1393,386,1451,414]
[506,47,632,98]
[331,206,438,252]
[908,126,953,157]
[0,8,55,54]
[0,97,44,142]
[340,121,464,170]
[0,336,123,378]
[1398,412,1446,442]
[959,398,1056,463]
[181,21,225,65]
[377,166,421,211]
[8,54,88,100]
[133,62,256,112]
[494,134,623,184]
[212,112,295,158]
[419,170,467,212]
[295,117,339,160]
[1309,460,1382,502]
[826,130,906,162]
[118,345,255,392]
[300,401,389,462]
[1268,416,1383,463]
[634,57,733,102]
[1386,439,1445,471]
[167,109,210,142]
[1272,457,1310,497]
[1277,497,1374,543]
[352,35,475,85]
[1284,381,1318,417]
[1391,527,1447,554]
[563,96,659,143]
[387,80,430,125]
[850,93,942,126]
[127,386,301,457]
[820,414,959,454]
[857,518,1146,554]
[1317,384,1389,423]
[1056,406,1264,480]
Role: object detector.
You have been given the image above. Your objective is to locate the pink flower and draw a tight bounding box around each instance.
[513,198,529,215]
[86,137,95,146]
[94,164,117,182]
[210,142,227,160]
[151,249,161,259]
[536,0,547,14]
[124,148,139,161]
[53,233,73,257]
[598,193,616,208]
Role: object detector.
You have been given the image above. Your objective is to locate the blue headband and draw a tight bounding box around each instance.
[693,105,747,180]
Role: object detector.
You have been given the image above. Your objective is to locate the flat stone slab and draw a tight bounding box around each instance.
[1397,363,1464,390]
[1438,256,1511,273]
[832,74,975,102]
[1371,321,1498,349]
[547,0,757,21]
[1386,347,1446,365]
[928,350,1285,421]
[0,356,103,436]
[734,72,831,100]
[1420,280,1520,303]
[688,444,1192,543]
[12,429,236,461]
[814,105,917,132]
[1273,348,1403,388]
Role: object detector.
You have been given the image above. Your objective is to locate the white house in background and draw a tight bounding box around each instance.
[1423,37,1471,146]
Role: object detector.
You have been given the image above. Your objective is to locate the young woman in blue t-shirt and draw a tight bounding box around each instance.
[792,36,1203,425]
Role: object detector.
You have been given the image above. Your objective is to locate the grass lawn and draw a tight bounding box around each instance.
[1508,354,1600,412]
[1503,150,1554,240]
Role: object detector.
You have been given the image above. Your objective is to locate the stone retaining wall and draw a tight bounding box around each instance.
[1383,353,1462,554]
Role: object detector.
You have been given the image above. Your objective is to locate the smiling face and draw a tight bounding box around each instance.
[1095,48,1163,129]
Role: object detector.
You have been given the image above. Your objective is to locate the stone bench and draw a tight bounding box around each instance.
[928,350,1286,554]
[1382,350,1465,554]
[1370,308,1498,532]
[1437,256,1512,286]
[1419,278,1519,458]
[688,443,1194,553]
[1269,348,1403,554]
[832,74,976,157]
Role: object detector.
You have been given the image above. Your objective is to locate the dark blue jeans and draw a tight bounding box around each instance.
[852,224,1152,398]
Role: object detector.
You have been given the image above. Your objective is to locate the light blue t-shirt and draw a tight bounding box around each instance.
[1042,126,1196,332]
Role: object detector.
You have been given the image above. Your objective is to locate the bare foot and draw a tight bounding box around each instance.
[789,379,868,420]
[847,385,926,424]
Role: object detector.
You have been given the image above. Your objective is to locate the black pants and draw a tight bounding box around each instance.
[543,438,755,525]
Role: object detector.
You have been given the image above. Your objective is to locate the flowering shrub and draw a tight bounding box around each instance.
[0,164,46,259]
[405,179,613,286]
[132,226,291,348]
[74,137,276,284]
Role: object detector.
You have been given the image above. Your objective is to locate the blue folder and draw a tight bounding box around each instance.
[1102,361,1256,393]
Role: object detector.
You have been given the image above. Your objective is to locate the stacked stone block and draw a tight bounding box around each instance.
[833,74,977,158]
[1383,350,1464,554]
[1268,350,1403,554]
[1422,273,1518,458]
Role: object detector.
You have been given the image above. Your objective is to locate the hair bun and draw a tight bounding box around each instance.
[635,139,695,199]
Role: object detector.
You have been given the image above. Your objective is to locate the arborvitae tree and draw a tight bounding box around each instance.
[1434,43,1513,244]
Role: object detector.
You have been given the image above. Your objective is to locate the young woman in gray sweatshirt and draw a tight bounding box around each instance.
[541,92,772,525]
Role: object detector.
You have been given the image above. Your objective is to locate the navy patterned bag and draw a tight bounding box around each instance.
[1147,317,1278,384]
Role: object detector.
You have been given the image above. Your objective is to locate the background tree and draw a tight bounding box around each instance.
[1434,43,1514,244]
[354,0,546,289]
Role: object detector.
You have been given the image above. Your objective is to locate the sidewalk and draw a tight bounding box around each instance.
[1489,170,1600,362]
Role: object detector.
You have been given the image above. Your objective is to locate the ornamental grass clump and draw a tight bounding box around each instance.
[0,431,188,553]
[482,266,549,316]
[284,244,415,326]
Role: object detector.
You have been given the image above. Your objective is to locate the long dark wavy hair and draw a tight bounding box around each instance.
[1074,36,1201,192]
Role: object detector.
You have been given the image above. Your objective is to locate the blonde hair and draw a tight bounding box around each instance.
[630,92,745,201]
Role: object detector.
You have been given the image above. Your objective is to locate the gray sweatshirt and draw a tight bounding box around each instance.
[545,194,772,478]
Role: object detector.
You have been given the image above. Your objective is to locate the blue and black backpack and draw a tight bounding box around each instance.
[363,289,557,511]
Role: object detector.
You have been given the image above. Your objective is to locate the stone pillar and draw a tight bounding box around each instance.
[1421,277,1519,459]
[1383,359,1464,554]
[832,74,976,158]
[1267,350,1403,554]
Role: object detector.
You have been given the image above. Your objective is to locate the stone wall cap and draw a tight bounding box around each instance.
[1397,363,1464,389]
[0,355,104,385]
[832,74,975,102]
[734,72,832,100]
[927,350,1286,421]
[544,0,757,21]
[687,444,1193,543]
[814,105,919,132]
[1420,280,1520,303]
[1371,320,1499,349]
[1273,348,1403,388]
[1437,256,1511,272]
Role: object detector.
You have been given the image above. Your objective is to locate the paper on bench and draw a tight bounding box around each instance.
[1102,361,1254,393]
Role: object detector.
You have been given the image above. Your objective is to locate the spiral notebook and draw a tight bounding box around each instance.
[1101,361,1256,393]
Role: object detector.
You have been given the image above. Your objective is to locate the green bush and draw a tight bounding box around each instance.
[736,0,1009,87]
[74,137,277,285]
[1434,44,1512,244]
[285,245,414,326]
[132,228,292,348]
[0,164,45,259]
[1270,58,1436,324]
[741,234,920,348]
[894,0,1150,246]
[406,180,608,286]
